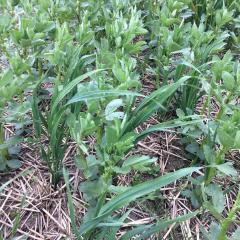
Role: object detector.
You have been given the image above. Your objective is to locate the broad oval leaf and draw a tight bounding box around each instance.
[7,159,22,169]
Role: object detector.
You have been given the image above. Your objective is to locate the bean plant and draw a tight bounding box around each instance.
[1,0,240,239]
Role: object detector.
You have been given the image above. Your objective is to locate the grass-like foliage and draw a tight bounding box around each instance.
[0,0,240,239]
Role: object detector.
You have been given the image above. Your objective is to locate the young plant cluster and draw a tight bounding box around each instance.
[0,0,240,239]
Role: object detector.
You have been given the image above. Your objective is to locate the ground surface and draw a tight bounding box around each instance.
[0,76,239,239]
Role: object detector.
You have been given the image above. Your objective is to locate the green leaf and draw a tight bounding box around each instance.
[185,142,200,154]
[51,69,104,113]
[218,129,234,149]
[232,227,240,240]
[203,144,215,164]
[31,84,42,138]
[38,0,50,10]
[234,131,240,148]
[121,211,199,240]
[208,222,221,240]
[99,168,198,217]
[105,126,118,145]
[8,146,20,155]
[0,70,13,87]
[108,185,129,194]
[0,137,23,150]
[95,210,132,240]
[203,202,223,221]
[123,76,191,134]
[0,159,6,171]
[74,155,87,170]
[215,162,237,177]
[80,179,104,200]
[105,99,124,121]
[205,184,225,213]
[67,90,143,106]
[181,189,201,208]
[105,99,123,111]
[178,60,202,74]
[114,155,157,174]
[80,167,200,235]
[63,168,81,240]
[122,155,157,170]
[0,14,11,30]
[222,71,235,91]
[7,159,22,169]
[136,117,201,142]
[10,194,26,238]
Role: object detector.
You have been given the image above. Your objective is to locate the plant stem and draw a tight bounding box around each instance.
[204,149,225,185]
[216,92,232,120]
[0,123,8,161]
[218,189,240,240]
[200,98,208,115]
[204,167,216,186]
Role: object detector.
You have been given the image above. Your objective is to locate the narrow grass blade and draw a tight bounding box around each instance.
[135,76,190,113]
[100,167,200,216]
[49,108,65,148]
[32,92,42,138]
[64,46,83,83]
[178,60,202,74]
[31,79,48,137]
[121,211,199,240]
[63,167,82,240]
[67,90,144,105]
[80,167,200,234]
[51,69,104,113]
[10,194,27,238]
[122,76,190,134]
[135,118,202,142]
